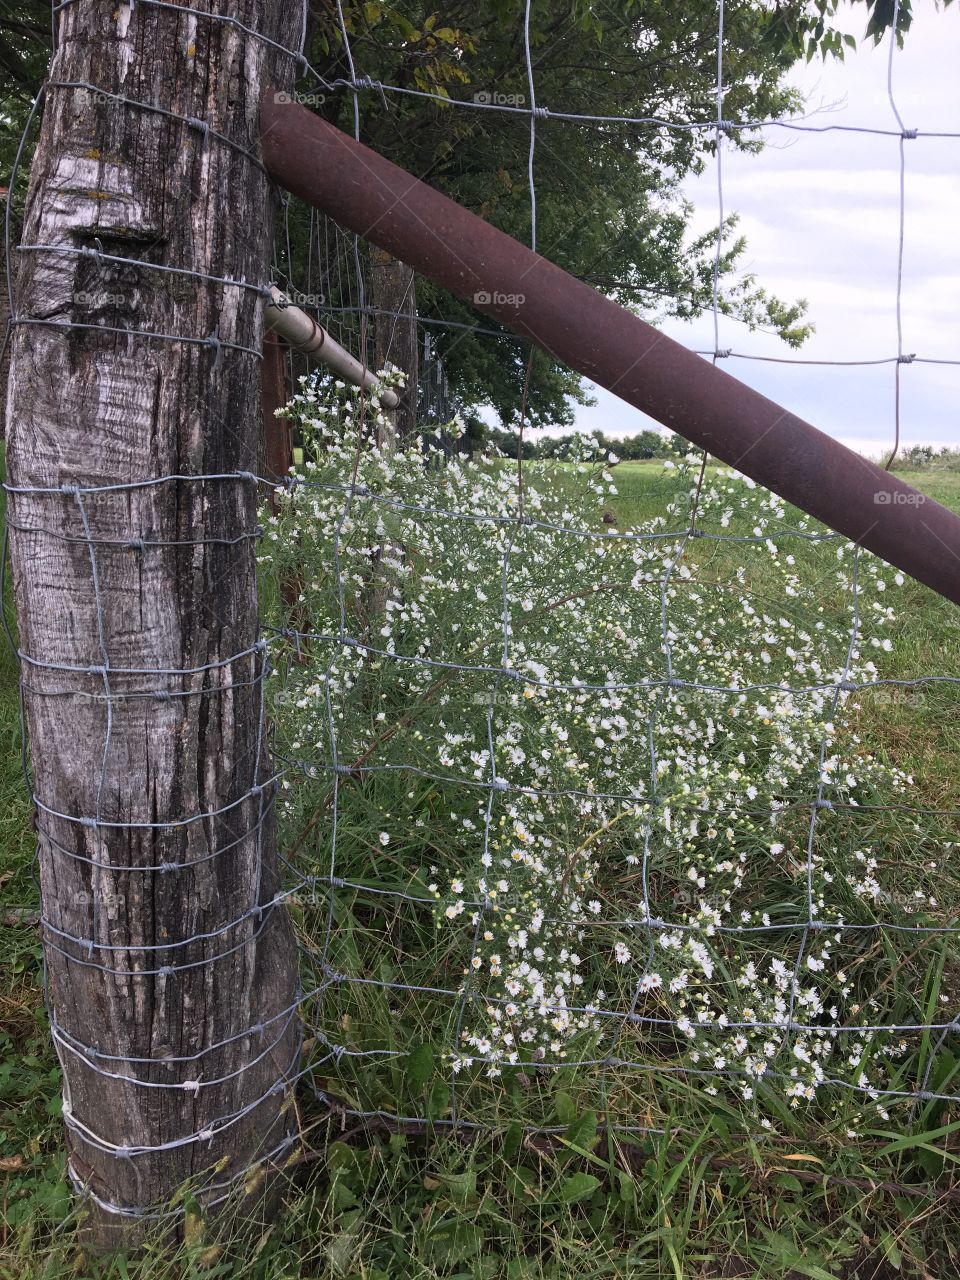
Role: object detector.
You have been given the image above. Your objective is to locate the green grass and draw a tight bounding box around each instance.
[610,464,960,809]
[0,472,72,1263]
[2,463,960,1277]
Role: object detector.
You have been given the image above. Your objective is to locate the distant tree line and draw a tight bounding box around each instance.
[885,445,960,472]
[477,425,688,462]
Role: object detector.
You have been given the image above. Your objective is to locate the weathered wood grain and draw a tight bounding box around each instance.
[5,0,305,1241]
[370,247,418,438]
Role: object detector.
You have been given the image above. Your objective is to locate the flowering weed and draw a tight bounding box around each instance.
[262,374,958,1144]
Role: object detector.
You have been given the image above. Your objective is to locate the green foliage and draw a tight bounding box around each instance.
[3,449,960,1275]
[481,427,677,463]
[0,937,69,1235]
[883,444,960,472]
[295,1,953,427]
[856,0,957,46]
[7,1107,960,1277]
[305,0,830,427]
[262,377,960,1146]
[0,4,48,183]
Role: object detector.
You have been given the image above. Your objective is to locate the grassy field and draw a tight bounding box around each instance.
[2,461,959,1279]
[609,464,960,809]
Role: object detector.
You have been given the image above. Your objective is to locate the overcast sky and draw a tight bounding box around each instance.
[565,5,960,458]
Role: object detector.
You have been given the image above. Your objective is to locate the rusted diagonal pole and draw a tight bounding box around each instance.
[259,94,960,607]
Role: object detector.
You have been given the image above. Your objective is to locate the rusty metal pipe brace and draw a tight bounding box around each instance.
[260,93,960,607]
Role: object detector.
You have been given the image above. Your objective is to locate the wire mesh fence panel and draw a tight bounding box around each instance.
[3,0,959,1223]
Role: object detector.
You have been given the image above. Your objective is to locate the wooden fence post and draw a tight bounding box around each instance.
[261,331,291,485]
[369,247,418,437]
[5,0,305,1241]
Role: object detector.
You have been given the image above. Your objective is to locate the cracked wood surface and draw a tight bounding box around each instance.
[5,0,305,1238]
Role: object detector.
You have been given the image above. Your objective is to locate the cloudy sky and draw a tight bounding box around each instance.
[567,5,960,458]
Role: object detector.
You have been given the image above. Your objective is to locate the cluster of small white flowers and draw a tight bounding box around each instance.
[262,374,942,1114]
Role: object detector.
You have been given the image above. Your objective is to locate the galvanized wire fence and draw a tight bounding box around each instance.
[4,0,960,1222]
